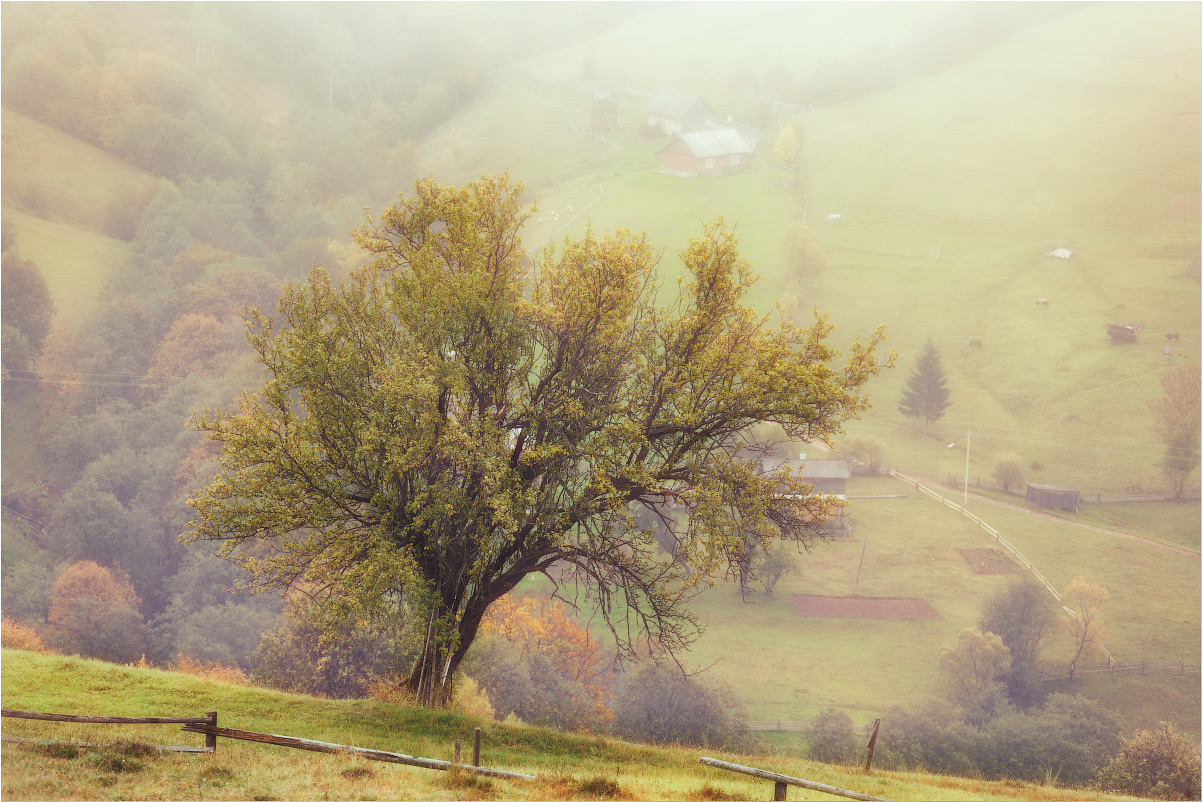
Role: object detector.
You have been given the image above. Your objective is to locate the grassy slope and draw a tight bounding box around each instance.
[1,111,146,318]
[484,3,1201,738]
[515,2,1201,494]
[681,474,1200,735]
[0,649,1129,802]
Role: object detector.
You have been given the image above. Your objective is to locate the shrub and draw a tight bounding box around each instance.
[808,707,858,764]
[450,674,496,721]
[991,452,1024,492]
[1096,722,1201,800]
[611,665,755,750]
[252,595,416,699]
[842,436,886,470]
[1,616,50,653]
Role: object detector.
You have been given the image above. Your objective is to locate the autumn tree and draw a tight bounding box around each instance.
[186,174,891,705]
[1149,364,1200,498]
[774,115,805,192]
[898,340,951,432]
[46,560,148,663]
[937,628,1011,715]
[1062,576,1108,680]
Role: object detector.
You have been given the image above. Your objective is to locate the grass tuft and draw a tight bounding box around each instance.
[572,774,624,799]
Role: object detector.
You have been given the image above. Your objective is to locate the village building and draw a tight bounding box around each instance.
[644,89,717,137]
[658,130,754,178]
[759,455,853,537]
[1025,483,1081,513]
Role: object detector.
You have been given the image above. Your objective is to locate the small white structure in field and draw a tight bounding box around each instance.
[1048,248,1072,259]
[826,213,842,224]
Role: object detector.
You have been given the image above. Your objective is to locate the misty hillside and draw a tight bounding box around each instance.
[1,3,1198,793]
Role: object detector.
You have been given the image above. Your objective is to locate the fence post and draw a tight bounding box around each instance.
[773,780,788,800]
[864,719,881,774]
[472,727,481,767]
[453,740,461,764]
[205,711,218,752]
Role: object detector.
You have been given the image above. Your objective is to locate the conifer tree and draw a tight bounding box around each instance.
[898,340,951,432]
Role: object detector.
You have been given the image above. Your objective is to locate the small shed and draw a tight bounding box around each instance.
[758,456,853,537]
[799,459,851,496]
[1106,323,1138,344]
[645,90,717,137]
[1025,483,1081,513]
[658,130,753,178]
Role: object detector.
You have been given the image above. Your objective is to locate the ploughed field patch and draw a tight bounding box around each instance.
[791,595,938,620]
[958,548,1017,574]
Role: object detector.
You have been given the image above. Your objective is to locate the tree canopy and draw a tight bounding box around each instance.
[186,174,891,704]
[898,339,951,431]
[1148,364,1200,498]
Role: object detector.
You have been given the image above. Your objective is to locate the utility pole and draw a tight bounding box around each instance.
[963,425,971,507]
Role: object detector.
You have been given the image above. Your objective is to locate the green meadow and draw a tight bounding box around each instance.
[1,2,1197,790]
[0,649,1133,801]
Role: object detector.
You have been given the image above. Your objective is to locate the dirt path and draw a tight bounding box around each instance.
[962,492,1200,558]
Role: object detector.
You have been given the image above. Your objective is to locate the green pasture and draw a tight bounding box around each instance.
[0,206,129,321]
[1,110,152,233]
[504,2,1201,495]
[673,473,1200,739]
[0,649,1130,801]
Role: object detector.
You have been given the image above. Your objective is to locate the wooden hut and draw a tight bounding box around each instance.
[1107,323,1139,344]
[1025,483,1081,513]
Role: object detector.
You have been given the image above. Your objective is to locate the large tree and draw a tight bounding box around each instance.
[898,339,951,432]
[1148,364,1200,498]
[979,578,1057,705]
[186,174,890,705]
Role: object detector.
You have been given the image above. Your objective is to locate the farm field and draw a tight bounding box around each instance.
[672,473,1201,738]
[500,2,1201,496]
[0,649,1132,802]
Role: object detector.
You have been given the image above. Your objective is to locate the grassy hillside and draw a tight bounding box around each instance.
[1,111,147,317]
[498,2,1201,494]
[0,649,1129,801]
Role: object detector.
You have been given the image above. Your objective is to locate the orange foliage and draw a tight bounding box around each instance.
[1,617,51,653]
[480,594,615,722]
[172,654,248,685]
[48,561,140,625]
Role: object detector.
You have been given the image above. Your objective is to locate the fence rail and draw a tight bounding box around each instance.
[1,708,216,752]
[1041,662,1200,680]
[889,469,1115,667]
[867,467,1200,503]
[749,720,875,734]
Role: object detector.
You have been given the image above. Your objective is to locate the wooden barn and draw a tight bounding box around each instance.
[1107,323,1139,344]
[658,130,754,178]
[758,456,852,537]
[1025,483,1081,513]
[645,90,716,137]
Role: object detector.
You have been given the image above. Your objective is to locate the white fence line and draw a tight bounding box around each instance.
[890,469,1112,665]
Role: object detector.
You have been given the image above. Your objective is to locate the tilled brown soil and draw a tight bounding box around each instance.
[791,594,938,619]
[958,547,1017,574]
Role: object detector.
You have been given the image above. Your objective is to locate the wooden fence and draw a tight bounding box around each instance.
[0,709,533,781]
[1041,662,1200,680]
[889,469,1117,667]
[749,720,875,734]
[1,709,217,753]
[700,757,887,801]
[875,468,1200,503]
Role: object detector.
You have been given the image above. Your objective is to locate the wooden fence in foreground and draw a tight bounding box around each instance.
[0,709,533,781]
